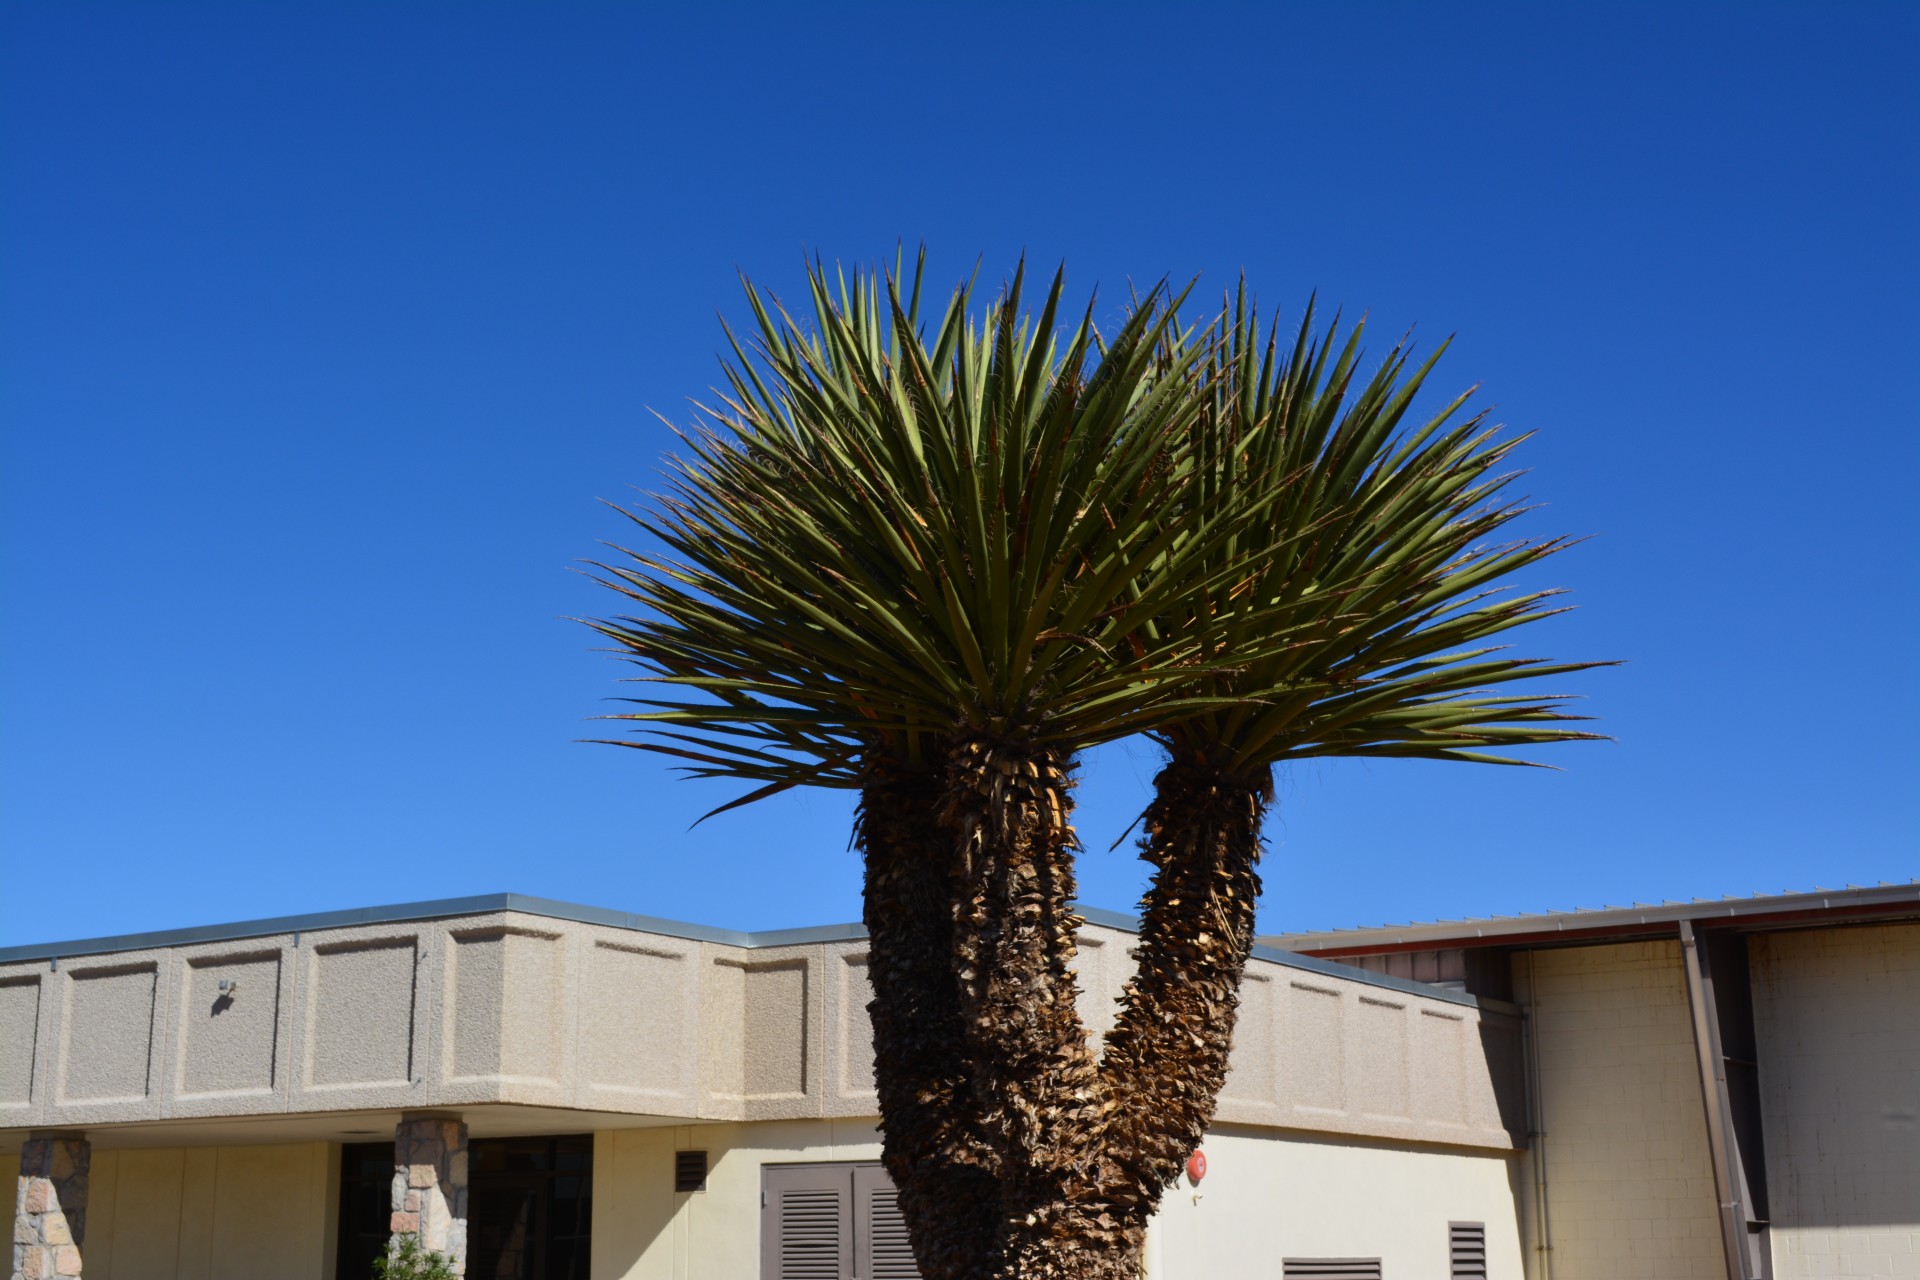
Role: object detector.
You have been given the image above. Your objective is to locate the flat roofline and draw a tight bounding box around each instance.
[0,893,1484,1010]
[1263,882,1920,955]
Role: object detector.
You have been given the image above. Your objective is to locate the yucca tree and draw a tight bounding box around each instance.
[589,255,1289,1279]
[1080,290,1606,1262]
[588,257,1602,1280]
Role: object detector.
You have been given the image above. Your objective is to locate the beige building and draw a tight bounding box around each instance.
[1273,884,1920,1280]
[2,884,1912,1280]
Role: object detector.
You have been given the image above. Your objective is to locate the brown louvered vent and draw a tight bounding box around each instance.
[674,1149,707,1193]
[778,1186,846,1278]
[1450,1222,1487,1278]
[1283,1262,1382,1280]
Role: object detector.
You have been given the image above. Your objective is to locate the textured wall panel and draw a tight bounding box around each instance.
[1287,981,1344,1114]
[60,962,157,1103]
[0,975,40,1109]
[701,958,747,1107]
[1411,1007,1467,1129]
[1352,995,1410,1121]
[833,952,876,1102]
[1072,934,1124,1042]
[178,951,282,1098]
[1220,971,1276,1105]
[585,940,695,1101]
[304,938,417,1088]
[446,926,563,1084]
[743,960,807,1099]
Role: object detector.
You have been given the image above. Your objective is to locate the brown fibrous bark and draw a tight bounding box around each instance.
[863,746,1270,1280]
[1089,755,1268,1240]
[859,758,1004,1280]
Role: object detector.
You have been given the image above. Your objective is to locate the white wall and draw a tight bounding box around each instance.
[1753,922,1920,1278]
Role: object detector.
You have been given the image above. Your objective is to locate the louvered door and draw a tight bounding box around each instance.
[1449,1222,1488,1278]
[763,1162,922,1280]
[853,1164,919,1279]
[762,1165,852,1279]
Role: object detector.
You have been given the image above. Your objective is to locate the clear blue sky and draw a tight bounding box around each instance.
[3,3,1915,947]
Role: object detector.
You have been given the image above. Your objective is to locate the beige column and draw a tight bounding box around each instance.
[391,1112,468,1274]
[11,1132,89,1280]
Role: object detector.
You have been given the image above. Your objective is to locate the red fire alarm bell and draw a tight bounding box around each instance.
[1186,1149,1207,1184]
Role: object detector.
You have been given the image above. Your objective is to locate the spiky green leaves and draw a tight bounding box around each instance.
[587,255,1270,800]
[586,256,1605,808]
[1149,284,1609,773]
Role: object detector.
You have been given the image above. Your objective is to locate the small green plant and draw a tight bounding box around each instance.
[373,1236,458,1280]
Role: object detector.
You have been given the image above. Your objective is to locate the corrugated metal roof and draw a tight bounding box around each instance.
[1262,881,1920,952]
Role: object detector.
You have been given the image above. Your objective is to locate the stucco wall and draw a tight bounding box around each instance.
[34,1140,338,1280]
[591,1118,1524,1280]
[1512,941,1722,1280]
[1752,922,1920,1278]
[1,909,1522,1153]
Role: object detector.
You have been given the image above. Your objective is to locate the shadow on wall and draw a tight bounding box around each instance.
[1478,1015,1529,1143]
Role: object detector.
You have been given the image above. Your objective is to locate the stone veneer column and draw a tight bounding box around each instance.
[12,1132,89,1280]
[391,1113,468,1273]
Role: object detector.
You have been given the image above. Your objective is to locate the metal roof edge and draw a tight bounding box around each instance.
[0,895,523,965]
[1261,882,1920,953]
[0,892,1483,1010]
[1077,904,1144,932]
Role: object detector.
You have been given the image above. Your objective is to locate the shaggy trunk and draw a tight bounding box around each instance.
[939,736,1134,1280]
[1084,756,1268,1251]
[866,747,1267,1280]
[859,760,1004,1280]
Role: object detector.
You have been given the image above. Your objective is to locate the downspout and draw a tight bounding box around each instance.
[1521,950,1554,1280]
[1679,919,1756,1280]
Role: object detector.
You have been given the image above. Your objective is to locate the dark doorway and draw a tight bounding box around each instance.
[334,1135,593,1280]
[338,1142,397,1280]
[467,1135,594,1280]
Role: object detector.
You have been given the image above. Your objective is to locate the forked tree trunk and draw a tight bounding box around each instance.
[866,746,1269,1280]
[859,760,1005,1280]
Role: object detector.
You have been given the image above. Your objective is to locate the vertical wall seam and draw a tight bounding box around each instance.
[207,1147,221,1280]
[1680,920,1754,1280]
[1521,950,1553,1280]
[171,1147,186,1280]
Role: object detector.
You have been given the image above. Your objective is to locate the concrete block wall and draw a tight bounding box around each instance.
[1513,940,1722,1280]
[1752,922,1920,1279]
